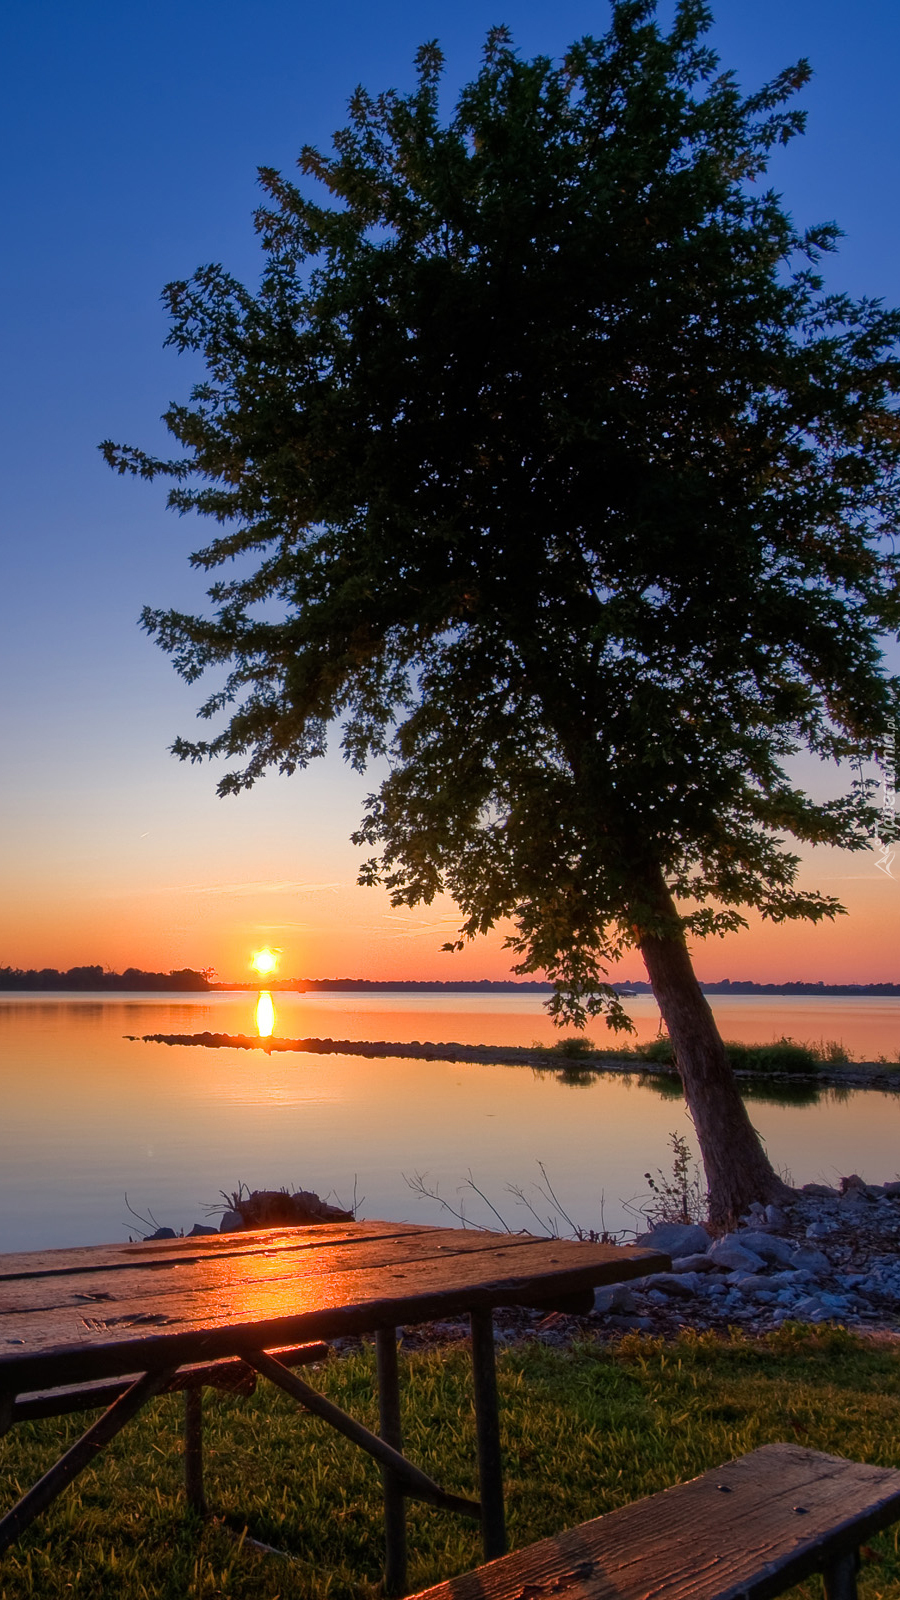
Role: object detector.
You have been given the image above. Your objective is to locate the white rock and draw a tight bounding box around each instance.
[789,1248,830,1275]
[708,1238,766,1272]
[671,1253,719,1274]
[594,1283,638,1314]
[635,1222,710,1258]
[792,1295,825,1318]
[649,1272,702,1297]
[731,1230,795,1265]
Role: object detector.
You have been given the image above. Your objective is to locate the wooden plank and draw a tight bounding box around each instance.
[10,1341,329,1421]
[0,1241,667,1393]
[0,1233,651,1320]
[0,1220,431,1282]
[0,1230,572,1315]
[406,1445,900,1600]
[0,1239,661,1335]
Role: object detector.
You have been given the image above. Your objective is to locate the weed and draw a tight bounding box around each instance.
[633,1132,707,1227]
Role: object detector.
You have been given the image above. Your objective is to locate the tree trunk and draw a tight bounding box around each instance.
[635,868,792,1227]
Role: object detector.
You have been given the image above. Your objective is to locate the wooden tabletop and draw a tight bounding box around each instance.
[0,1222,667,1394]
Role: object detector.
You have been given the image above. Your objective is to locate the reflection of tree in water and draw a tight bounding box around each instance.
[556,1067,597,1089]
[645,1072,827,1110]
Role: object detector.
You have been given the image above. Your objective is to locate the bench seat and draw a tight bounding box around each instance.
[409,1444,900,1600]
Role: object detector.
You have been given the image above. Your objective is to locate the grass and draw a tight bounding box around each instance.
[541,1035,858,1074]
[4,1328,900,1598]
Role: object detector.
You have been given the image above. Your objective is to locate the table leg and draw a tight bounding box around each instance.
[824,1549,860,1600]
[376,1328,407,1597]
[184,1387,208,1517]
[470,1307,506,1560]
[0,1367,176,1556]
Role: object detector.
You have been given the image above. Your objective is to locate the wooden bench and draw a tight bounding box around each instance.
[407,1444,900,1600]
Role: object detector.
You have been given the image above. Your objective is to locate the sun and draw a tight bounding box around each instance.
[250,947,279,977]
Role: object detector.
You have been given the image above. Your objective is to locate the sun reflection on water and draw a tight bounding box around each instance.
[256,991,276,1038]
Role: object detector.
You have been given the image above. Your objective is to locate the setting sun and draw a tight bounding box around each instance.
[250,947,279,977]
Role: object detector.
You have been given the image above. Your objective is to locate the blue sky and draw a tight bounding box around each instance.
[2,1,899,982]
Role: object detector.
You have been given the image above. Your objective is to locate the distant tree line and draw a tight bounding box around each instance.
[619,980,900,997]
[214,977,556,992]
[0,966,212,991]
[216,977,900,996]
[3,969,894,995]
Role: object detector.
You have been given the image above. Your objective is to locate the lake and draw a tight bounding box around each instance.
[2,990,900,1253]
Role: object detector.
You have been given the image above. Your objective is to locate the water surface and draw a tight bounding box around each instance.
[2,991,899,1253]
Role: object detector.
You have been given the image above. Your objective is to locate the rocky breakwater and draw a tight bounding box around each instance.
[594,1175,900,1336]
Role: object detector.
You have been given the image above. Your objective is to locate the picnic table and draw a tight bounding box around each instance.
[0,1219,667,1590]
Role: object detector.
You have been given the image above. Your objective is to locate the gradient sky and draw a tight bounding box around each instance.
[2,1,899,985]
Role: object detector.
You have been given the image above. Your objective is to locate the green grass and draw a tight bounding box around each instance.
[4,1328,900,1598]
[544,1035,859,1074]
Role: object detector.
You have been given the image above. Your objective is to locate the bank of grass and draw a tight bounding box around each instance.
[542,1034,856,1073]
[4,1327,900,1598]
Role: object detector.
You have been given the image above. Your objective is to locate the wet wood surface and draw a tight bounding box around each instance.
[0,1224,667,1393]
[407,1444,900,1600]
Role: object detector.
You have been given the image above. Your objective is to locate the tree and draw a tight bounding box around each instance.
[104,0,900,1224]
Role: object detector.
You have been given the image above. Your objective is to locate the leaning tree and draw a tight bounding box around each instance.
[104,0,900,1223]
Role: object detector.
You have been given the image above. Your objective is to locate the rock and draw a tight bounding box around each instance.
[635,1222,710,1258]
[594,1283,638,1315]
[765,1205,788,1230]
[707,1237,766,1273]
[788,1248,830,1275]
[801,1183,840,1198]
[840,1174,868,1195]
[146,1226,176,1240]
[647,1273,700,1298]
[606,1314,654,1332]
[729,1274,777,1298]
[219,1209,243,1233]
[792,1295,825,1318]
[671,1253,719,1274]
[806,1219,837,1239]
[230,1188,354,1229]
[730,1231,795,1265]
[883,1181,900,1197]
[188,1223,217,1237]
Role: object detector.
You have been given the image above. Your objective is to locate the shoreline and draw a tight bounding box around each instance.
[131,1030,900,1092]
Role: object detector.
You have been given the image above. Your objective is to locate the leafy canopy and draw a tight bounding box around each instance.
[104,0,900,1026]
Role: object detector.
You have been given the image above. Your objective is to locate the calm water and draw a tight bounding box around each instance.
[2,990,900,1253]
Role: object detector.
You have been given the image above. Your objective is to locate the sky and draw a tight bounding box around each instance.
[1,0,899,986]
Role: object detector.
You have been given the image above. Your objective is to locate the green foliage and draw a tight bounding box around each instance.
[5,1333,900,1597]
[724,1037,821,1074]
[104,0,900,1028]
[630,1035,828,1074]
[542,1035,598,1059]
